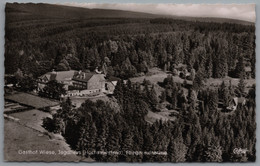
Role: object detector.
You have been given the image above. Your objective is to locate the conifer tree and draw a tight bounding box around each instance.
[205,144,223,162]
[237,74,246,97]
[235,55,245,78]
[119,129,134,162]
[167,135,188,162]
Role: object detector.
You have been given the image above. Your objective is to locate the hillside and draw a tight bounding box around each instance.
[6,3,253,24]
[5,3,160,23]
[5,3,255,81]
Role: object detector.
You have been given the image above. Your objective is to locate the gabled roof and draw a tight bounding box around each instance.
[39,70,76,82]
[55,70,77,81]
[73,72,106,83]
[73,72,95,83]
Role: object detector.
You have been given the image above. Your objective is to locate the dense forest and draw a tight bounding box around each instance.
[5,3,256,162]
[44,78,256,162]
[5,3,255,80]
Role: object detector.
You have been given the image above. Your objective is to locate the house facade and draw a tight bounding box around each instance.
[72,71,106,93]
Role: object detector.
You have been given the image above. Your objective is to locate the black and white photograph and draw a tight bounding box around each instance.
[3,2,256,162]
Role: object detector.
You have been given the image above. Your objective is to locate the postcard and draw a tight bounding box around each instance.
[4,2,256,162]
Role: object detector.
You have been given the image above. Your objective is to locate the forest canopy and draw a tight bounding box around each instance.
[5,3,255,80]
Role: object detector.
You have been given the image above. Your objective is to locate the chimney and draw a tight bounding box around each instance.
[51,69,57,75]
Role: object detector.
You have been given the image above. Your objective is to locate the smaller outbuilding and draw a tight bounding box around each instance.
[226,97,246,111]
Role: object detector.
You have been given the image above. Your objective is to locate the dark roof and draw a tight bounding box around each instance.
[72,72,95,83]
[39,70,76,82]
[72,72,106,83]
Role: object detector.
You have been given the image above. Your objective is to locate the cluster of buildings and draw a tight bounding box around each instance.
[37,69,120,97]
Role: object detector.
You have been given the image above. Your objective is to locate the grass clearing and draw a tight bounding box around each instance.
[206,77,255,87]
[4,101,28,114]
[130,67,191,98]
[5,92,59,109]
[11,109,51,133]
[4,120,82,162]
[145,110,176,124]
[130,67,192,85]
[205,77,255,92]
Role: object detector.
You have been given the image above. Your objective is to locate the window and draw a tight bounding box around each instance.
[105,83,108,90]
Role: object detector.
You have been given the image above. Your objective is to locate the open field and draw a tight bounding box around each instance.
[205,77,255,92]
[145,111,169,124]
[129,67,191,98]
[5,92,59,109]
[4,108,94,162]
[206,77,255,87]
[11,109,51,133]
[145,110,177,124]
[158,109,179,117]
[4,119,83,162]
[130,68,192,85]
[130,73,167,84]
[4,101,28,114]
